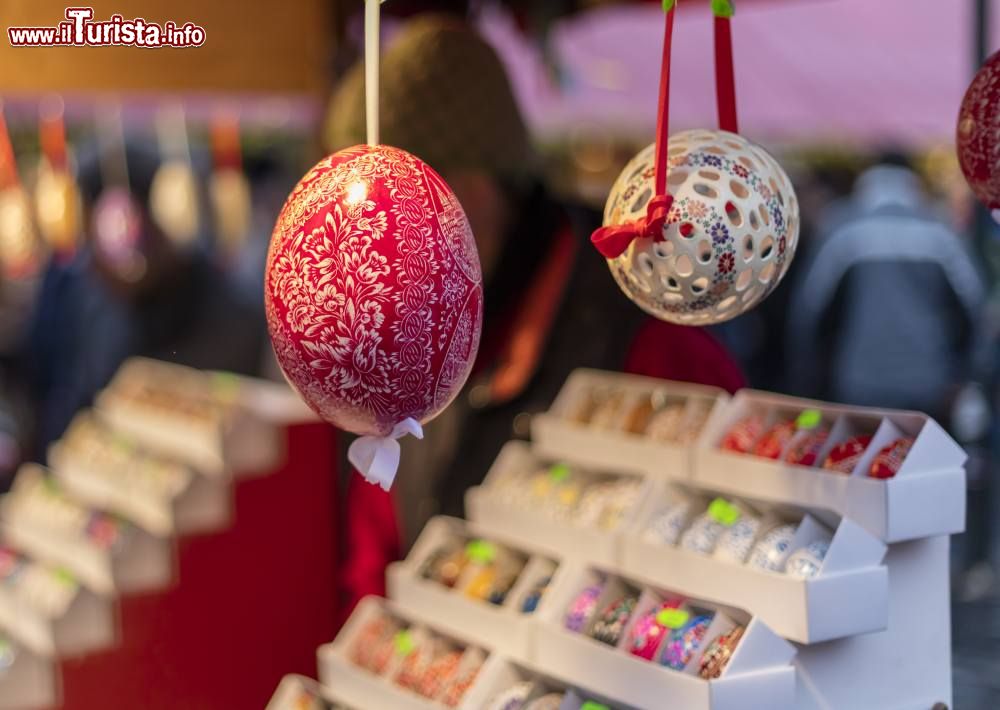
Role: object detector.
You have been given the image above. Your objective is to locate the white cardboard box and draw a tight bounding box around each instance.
[620,502,888,643]
[465,440,649,567]
[95,358,289,478]
[532,369,728,480]
[48,412,232,537]
[387,516,563,663]
[459,653,641,709]
[0,549,116,658]
[0,640,59,710]
[694,390,966,543]
[318,596,491,710]
[0,465,175,596]
[532,563,796,710]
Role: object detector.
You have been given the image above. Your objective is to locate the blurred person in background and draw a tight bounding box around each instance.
[23,140,265,457]
[326,13,746,615]
[786,152,985,421]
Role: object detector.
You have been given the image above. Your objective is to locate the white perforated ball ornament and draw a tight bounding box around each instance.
[602,129,799,325]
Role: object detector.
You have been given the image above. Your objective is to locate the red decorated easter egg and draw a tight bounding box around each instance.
[958,50,1000,218]
[265,144,483,443]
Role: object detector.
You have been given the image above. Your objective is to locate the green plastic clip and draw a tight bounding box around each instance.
[394,630,415,656]
[796,409,822,430]
[657,607,690,629]
[548,463,570,482]
[465,539,496,564]
[663,0,676,12]
[711,0,735,18]
[708,497,740,527]
[581,703,610,710]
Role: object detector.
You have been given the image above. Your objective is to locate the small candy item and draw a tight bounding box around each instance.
[869,437,914,479]
[644,498,697,546]
[419,543,460,582]
[822,434,873,475]
[590,593,639,646]
[713,513,762,564]
[627,599,686,661]
[598,480,643,531]
[785,540,830,580]
[624,395,657,434]
[747,524,797,572]
[573,482,616,528]
[564,581,605,632]
[525,693,565,710]
[698,625,745,679]
[440,650,485,707]
[645,403,688,442]
[485,681,535,710]
[425,545,469,588]
[752,419,796,459]
[590,390,626,430]
[720,414,766,453]
[416,648,463,699]
[660,613,713,670]
[680,498,741,556]
[520,576,551,614]
[784,427,830,467]
[677,401,712,444]
[349,614,398,672]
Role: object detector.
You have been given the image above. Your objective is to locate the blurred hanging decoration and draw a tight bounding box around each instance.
[208,109,251,262]
[92,105,145,283]
[957,49,1000,222]
[151,102,199,246]
[264,0,483,490]
[0,104,42,279]
[34,96,82,261]
[592,0,799,325]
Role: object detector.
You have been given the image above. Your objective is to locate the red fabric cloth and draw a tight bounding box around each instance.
[337,318,746,623]
[623,319,746,394]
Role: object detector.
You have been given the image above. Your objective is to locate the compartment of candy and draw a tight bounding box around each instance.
[463,654,639,710]
[49,411,232,537]
[622,489,888,642]
[96,357,283,478]
[465,441,649,566]
[0,637,59,710]
[318,596,488,710]
[266,674,349,710]
[532,369,727,479]
[533,564,796,710]
[695,390,966,542]
[0,545,117,657]
[388,516,560,661]
[0,464,174,595]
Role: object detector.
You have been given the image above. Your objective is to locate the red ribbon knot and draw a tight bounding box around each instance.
[590,193,674,259]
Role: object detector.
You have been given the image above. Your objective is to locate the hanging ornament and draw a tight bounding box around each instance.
[958,49,1000,221]
[208,110,251,262]
[592,0,798,325]
[0,106,42,279]
[92,105,146,283]
[150,103,199,246]
[264,0,483,490]
[34,97,82,260]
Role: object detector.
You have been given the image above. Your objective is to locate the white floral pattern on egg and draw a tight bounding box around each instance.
[784,540,830,579]
[680,512,726,555]
[747,524,797,572]
[713,514,762,564]
[643,499,695,545]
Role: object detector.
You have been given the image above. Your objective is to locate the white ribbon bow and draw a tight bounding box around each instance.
[347,417,424,491]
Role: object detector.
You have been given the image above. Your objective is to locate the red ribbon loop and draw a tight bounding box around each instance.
[591,194,674,259]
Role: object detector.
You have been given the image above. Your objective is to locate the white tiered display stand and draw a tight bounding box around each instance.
[272,368,963,710]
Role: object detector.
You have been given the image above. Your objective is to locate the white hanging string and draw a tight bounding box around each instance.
[364,0,381,146]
